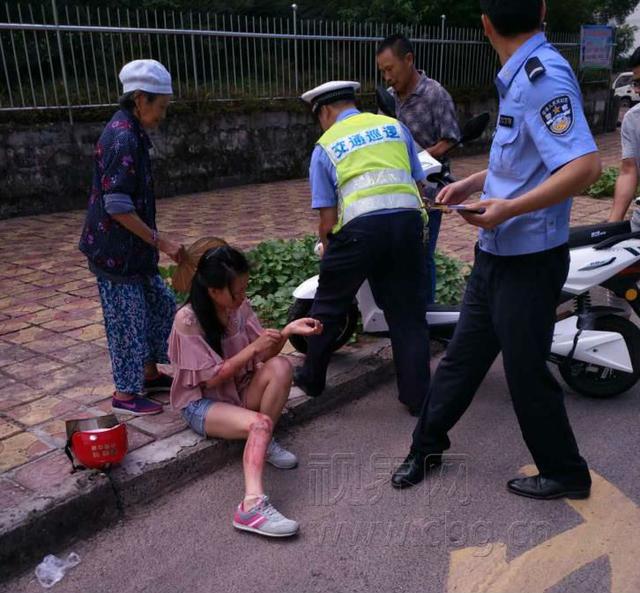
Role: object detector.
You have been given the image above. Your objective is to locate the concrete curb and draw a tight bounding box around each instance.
[0,337,395,581]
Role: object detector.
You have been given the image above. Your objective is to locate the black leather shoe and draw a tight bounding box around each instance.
[292,367,324,398]
[391,451,441,489]
[507,475,591,500]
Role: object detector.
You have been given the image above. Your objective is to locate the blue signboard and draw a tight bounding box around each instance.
[580,25,615,69]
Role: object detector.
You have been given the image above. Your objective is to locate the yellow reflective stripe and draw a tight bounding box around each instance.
[342,193,421,225]
[339,168,415,201]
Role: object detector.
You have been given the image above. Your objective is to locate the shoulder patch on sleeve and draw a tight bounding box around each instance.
[540,96,573,135]
[525,57,546,82]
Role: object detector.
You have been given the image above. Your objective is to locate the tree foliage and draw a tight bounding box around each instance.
[63,0,640,32]
[615,23,638,62]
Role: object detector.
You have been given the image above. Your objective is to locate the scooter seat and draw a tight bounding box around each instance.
[568,221,631,249]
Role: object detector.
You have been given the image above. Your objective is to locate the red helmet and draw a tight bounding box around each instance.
[65,415,128,470]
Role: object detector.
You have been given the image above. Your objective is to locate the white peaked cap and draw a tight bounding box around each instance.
[119,59,173,95]
[301,81,361,112]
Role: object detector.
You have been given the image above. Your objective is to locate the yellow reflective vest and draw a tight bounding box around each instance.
[317,112,425,233]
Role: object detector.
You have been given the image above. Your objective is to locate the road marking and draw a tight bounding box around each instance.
[447,465,640,593]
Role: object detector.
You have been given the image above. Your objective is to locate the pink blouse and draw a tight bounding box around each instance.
[168,301,264,410]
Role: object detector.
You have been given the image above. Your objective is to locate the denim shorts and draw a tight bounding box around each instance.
[181,398,216,436]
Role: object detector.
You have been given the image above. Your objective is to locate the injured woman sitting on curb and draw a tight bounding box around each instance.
[168,241,322,538]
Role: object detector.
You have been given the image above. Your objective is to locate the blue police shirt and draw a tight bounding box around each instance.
[480,32,598,256]
[309,108,426,211]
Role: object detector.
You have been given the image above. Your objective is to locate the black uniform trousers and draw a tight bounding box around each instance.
[299,210,430,410]
[412,243,591,485]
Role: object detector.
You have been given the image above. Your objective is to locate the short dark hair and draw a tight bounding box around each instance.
[479,0,542,37]
[377,34,414,59]
[118,90,159,110]
[630,47,640,69]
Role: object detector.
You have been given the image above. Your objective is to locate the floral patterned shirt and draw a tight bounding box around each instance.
[79,109,159,282]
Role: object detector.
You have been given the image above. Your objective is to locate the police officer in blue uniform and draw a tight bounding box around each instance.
[392,0,602,499]
[293,80,431,415]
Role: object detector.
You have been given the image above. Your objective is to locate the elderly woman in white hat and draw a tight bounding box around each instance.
[79,59,184,416]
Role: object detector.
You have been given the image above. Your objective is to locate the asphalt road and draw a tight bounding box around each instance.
[5,357,640,593]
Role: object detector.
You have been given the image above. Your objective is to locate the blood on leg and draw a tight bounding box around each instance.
[242,413,273,509]
[244,413,273,471]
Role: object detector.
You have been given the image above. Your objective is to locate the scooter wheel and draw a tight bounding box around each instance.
[559,315,640,398]
[286,299,359,354]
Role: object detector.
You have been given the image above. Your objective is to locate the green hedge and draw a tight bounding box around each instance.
[586,166,619,199]
[160,234,469,328]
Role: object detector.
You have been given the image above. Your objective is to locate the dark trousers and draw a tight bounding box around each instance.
[412,244,590,484]
[300,210,430,410]
[426,209,442,305]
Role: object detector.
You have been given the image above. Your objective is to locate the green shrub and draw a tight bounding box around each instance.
[160,235,469,329]
[246,235,320,327]
[435,250,470,305]
[586,166,618,198]
[158,264,187,304]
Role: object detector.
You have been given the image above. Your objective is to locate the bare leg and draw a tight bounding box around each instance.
[202,402,273,510]
[244,357,293,425]
[242,414,273,508]
[114,391,135,401]
[144,362,159,380]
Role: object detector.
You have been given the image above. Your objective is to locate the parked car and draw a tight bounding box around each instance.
[613,71,640,107]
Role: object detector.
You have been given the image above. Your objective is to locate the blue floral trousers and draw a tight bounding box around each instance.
[97,274,176,394]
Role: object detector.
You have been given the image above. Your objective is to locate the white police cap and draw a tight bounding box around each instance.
[119,59,173,95]
[301,81,360,113]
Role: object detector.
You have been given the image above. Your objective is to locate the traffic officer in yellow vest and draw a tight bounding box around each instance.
[293,80,430,415]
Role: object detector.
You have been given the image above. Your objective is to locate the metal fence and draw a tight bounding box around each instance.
[0,1,581,116]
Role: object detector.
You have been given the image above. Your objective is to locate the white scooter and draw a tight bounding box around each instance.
[289,218,640,399]
[288,102,640,398]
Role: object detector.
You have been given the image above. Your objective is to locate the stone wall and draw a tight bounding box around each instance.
[0,86,616,219]
[0,106,318,219]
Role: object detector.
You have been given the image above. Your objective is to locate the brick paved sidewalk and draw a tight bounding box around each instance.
[0,130,623,497]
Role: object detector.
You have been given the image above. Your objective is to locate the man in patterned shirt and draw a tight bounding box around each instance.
[377,34,461,303]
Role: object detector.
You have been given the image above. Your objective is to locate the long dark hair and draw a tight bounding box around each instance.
[187,245,250,355]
